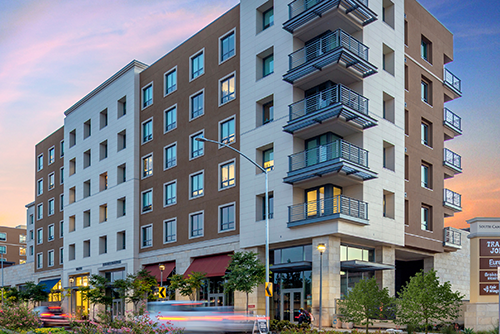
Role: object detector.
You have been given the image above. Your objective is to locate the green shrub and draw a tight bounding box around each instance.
[0,304,41,331]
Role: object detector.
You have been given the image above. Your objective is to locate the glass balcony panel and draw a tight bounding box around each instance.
[443,227,462,248]
[443,148,462,173]
[289,195,368,224]
[444,68,462,96]
[443,188,462,211]
[443,108,462,134]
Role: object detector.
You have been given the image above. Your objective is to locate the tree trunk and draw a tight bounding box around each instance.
[246,293,249,315]
[425,319,428,334]
[366,318,369,334]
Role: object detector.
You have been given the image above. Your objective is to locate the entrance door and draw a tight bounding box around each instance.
[209,293,225,307]
[112,299,123,318]
[281,289,303,323]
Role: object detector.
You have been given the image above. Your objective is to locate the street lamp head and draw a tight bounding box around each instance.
[317,243,326,253]
[159,264,165,272]
[194,136,207,142]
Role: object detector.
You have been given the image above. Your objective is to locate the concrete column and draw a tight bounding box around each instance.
[312,236,341,328]
[423,256,434,272]
[375,246,396,296]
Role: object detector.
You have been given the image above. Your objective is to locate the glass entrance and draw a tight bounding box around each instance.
[112,299,123,318]
[209,293,225,307]
[281,289,303,323]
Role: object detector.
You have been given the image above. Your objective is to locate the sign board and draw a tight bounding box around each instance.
[248,304,255,309]
[480,239,500,256]
[265,282,273,297]
[158,287,167,299]
[479,258,500,270]
[480,271,499,282]
[255,318,268,334]
[478,237,500,295]
[480,283,500,295]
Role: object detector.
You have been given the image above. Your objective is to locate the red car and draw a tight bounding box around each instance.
[33,306,71,327]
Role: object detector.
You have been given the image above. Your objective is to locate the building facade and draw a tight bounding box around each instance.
[0,225,26,266]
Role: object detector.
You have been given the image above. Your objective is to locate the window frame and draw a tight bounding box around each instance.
[164,105,177,133]
[141,82,154,110]
[37,203,43,221]
[421,205,432,231]
[59,220,64,238]
[164,66,178,96]
[141,189,153,214]
[142,118,153,144]
[37,178,43,196]
[189,170,205,200]
[60,140,64,158]
[48,172,55,191]
[219,159,236,191]
[48,146,55,165]
[59,247,64,265]
[189,130,205,160]
[189,89,205,121]
[189,48,205,81]
[218,202,236,233]
[164,218,177,244]
[219,72,236,106]
[141,153,153,179]
[219,28,236,64]
[48,198,55,216]
[219,115,236,146]
[48,249,54,267]
[164,180,177,207]
[421,163,431,189]
[60,194,64,212]
[263,7,274,30]
[262,54,274,77]
[164,142,177,171]
[37,252,43,269]
[37,228,43,245]
[60,167,64,185]
[189,211,204,239]
[141,224,153,249]
[263,148,274,171]
[37,153,44,171]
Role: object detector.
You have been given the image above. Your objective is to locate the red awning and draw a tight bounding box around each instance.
[143,262,175,282]
[183,253,232,278]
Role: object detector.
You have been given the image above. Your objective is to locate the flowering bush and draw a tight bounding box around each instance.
[0,304,41,331]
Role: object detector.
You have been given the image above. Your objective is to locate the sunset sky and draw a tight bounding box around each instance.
[0,0,498,229]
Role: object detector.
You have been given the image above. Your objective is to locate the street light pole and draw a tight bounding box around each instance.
[159,264,165,288]
[196,137,270,322]
[317,243,326,331]
[1,252,4,305]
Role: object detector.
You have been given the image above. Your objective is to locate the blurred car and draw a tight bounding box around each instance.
[32,306,71,327]
[147,301,254,333]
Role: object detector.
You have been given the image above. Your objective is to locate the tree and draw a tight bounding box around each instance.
[18,281,49,307]
[223,251,266,313]
[396,269,464,334]
[80,274,113,320]
[337,277,393,334]
[115,269,158,313]
[168,272,206,301]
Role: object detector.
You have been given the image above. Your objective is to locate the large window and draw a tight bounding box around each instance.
[220,162,235,189]
[220,75,235,104]
[165,107,177,132]
[190,212,204,238]
[421,36,432,63]
[220,204,235,231]
[142,154,153,178]
[191,132,204,159]
[220,31,235,62]
[142,225,152,248]
[340,244,374,262]
[37,154,43,171]
[48,199,55,216]
[165,68,177,95]
[48,250,54,267]
[220,118,235,144]
[421,120,432,147]
[37,179,43,196]
[0,233,6,241]
[164,144,177,169]
[164,219,176,243]
[421,163,431,189]
[37,253,43,269]
[263,8,274,30]
[48,173,55,190]
[142,84,153,108]
[190,172,204,198]
[142,119,153,143]
[37,203,43,220]
[164,181,177,206]
[37,228,43,244]
[48,147,55,165]
[142,190,153,213]
[191,92,204,119]
[421,205,431,230]
[263,148,274,171]
[263,101,274,125]
[263,55,274,77]
[191,51,204,79]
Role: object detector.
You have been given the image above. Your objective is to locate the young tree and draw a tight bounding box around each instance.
[80,274,113,320]
[223,251,266,313]
[396,269,464,334]
[168,272,206,301]
[18,281,49,307]
[337,277,393,334]
[115,269,158,313]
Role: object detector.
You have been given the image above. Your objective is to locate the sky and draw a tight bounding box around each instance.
[0,0,498,229]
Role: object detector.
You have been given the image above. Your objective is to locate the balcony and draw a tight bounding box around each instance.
[443,108,462,138]
[284,0,377,34]
[443,226,462,250]
[288,195,368,227]
[443,189,462,212]
[443,68,462,99]
[284,139,377,184]
[284,84,376,134]
[443,148,462,177]
[283,29,377,87]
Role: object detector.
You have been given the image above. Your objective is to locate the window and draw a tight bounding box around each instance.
[382,92,395,123]
[60,193,64,211]
[19,247,26,256]
[142,84,153,108]
[220,204,235,231]
[60,140,64,157]
[383,141,395,171]
[84,119,91,139]
[263,8,274,30]
[117,164,126,184]
[48,224,54,241]
[48,147,55,165]
[383,190,395,219]
[37,228,43,244]
[118,96,127,118]
[220,31,235,62]
[37,203,43,220]
[69,158,76,175]
[37,178,43,196]
[60,167,64,184]
[29,231,33,241]
[421,119,432,147]
[99,236,108,254]
[29,214,34,225]
[421,35,432,63]
[117,130,126,151]
[190,132,204,159]
[83,179,91,198]
[37,154,43,171]
[262,194,274,220]
[263,55,274,77]
[142,154,153,178]
[382,0,395,28]
[69,215,75,232]
[190,212,204,238]
[191,51,204,80]
[164,143,177,170]
[0,233,6,241]
[165,68,177,95]
[59,221,64,238]
[220,74,235,104]
[404,65,409,90]
[48,173,55,190]
[164,181,177,206]
[190,172,204,198]
[263,148,274,171]
[117,231,126,250]
[263,101,274,125]
[405,155,409,181]
[405,109,409,135]
[83,240,91,257]
[48,199,55,216]
[404,20,408,46]
[100,140,108,160]
[100,109,108,129]
[421,163,432,189]
[100,172,108,191]
[29,245,34,256]
[69,244,75,261]
[382,44,394,75]
[117,197,126,217]
[421,205,431,230]
[142,225,152,248]
[59,247,64,264]
[220,118,235,144]
[69,187,75,204]
[191,91,204,119]
[142,119,153,143]
[84,210,91,228]
[220,161,235,189]
[20,234,26,243]
[100,204,108,223]
[69,129,76,147]
[37,253,43,269]
[142,190,153,213]
[421,78,431,104]
[165,106,177,132]
[83,149,91,168]
[164,219,176,243]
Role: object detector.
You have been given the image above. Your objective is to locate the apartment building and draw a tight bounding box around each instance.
[0,225,27,266]
[62,60,147,316]
[138,5,241,305]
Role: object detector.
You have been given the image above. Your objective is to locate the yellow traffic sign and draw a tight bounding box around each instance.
[265,282,273,297]
[158,286,167,299]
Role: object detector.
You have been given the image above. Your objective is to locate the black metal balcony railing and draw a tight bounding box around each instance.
[444,227,462,247]
[444,189,462,210]
[288,195,368,224]
[443,148,462,172]
[444,68,462,96]
[284,0,376,33]
[443,108,462,134]
[289,29,368,70]
[289,140,368,172]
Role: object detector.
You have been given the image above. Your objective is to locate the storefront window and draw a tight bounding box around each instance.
[48,280,62,302]
[341,271,374,298]
[71,275,89,320]
[340,244,374,262]
[273,245,312,264]
[199,277,233,307]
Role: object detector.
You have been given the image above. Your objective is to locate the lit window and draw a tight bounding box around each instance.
[20,234,26,243]
[191,92,204,119]
[263,8,274,30]
[263,148,274,171]
[142,190,153,213]
[165,144,177,169]
[0,233,6,241]
[48,147,55,165]
[165,107,177,132]
[190,213,203,238]
[164,219,176,243]
[142,225,152,247]
[164,181,177,206]
[142,120,153,143]
[19,247,26,256]
[263,55,274,77]
[220,75,235,104]
[220,118,235,144]
[191,133,204,158]
[142,154,153,178]
[142,84,153,108]
[190,172,204,198]
[221,32,235,62]
[165,69,177,95]
[220,204,235,231]
[191,52,204,79]
[48,173,55,190]
[220,162,235,189]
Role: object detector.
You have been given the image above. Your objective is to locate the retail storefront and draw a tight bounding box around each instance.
[69,274,89,319]
[37,278,62,302]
